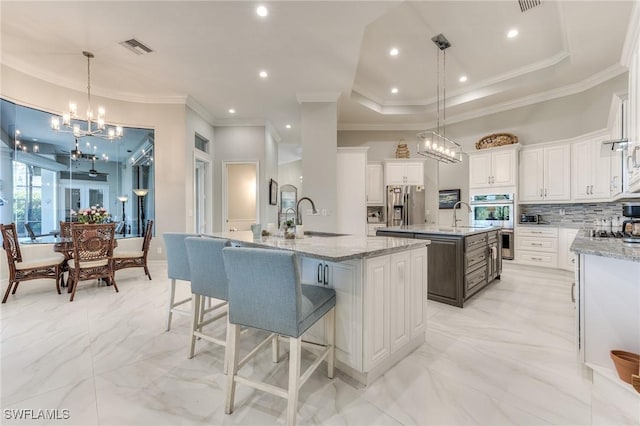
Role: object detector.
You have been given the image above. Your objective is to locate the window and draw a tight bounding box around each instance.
[195,133,209,153]
[0,98,155,238]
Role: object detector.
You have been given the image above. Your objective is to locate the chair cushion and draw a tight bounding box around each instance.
[16,256,64,270]
[112,251,143,259]
[68,258,109,269]
[298,284,336,336]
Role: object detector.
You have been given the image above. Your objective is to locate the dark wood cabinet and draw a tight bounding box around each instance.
[377,229,502,308]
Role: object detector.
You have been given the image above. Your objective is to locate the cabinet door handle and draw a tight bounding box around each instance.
[540,189,543,197]
[590,185,594,194]
[488,176,491,184]
[317,263,323,284]
[323,264,329,285]
[544,188,547,197]
[531,242,543,246]
[571,282,575,303]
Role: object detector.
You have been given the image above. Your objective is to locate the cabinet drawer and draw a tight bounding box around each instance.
[487,231,498,244]
[517,236,558,252]
[517,227,558,238]
[517,250,558,267]
[465,233,487,250]
[465,247,487,271]
[465,266,487,293]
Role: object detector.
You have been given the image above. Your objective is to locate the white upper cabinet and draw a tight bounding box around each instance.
[384,160,424,186]
[366,163,384,205]
[571,137,612,201]
[627,32,640,193]
[468,146,517,189]
[519,145,570,202]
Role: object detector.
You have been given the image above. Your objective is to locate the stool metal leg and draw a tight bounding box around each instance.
[287,337,302,426]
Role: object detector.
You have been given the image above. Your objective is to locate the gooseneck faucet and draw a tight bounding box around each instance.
[452,201,472,228]
[296,197,318,226]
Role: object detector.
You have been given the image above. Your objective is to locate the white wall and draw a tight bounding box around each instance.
[1,65,187,262]
[213,125,278,231]
[278,160,303,194]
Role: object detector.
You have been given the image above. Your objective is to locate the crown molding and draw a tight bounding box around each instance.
[214,118,268,127]
[352,51,570,113]
[2,58,188,105]
[186,95,216,126]
[620,0,640,67]
[341,64,627,132]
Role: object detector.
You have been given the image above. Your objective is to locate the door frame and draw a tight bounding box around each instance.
[222,160,260,231]
[193,151,213,234]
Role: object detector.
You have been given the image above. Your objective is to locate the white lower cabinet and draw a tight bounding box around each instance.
[300,258,363,370]
[558,228,580,271]
[364,246,428,371]
[515,227,559,268]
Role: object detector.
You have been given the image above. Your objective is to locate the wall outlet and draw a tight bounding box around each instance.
[559,209,565,216]
[157,247,162,254]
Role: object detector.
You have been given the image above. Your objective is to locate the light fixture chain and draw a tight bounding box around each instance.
[443,48,446,138]
[436,47,440,135]
[86,53,92,132]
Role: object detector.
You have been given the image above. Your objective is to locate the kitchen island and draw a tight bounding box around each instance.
[205,231,430,385]
[376,225,503,307]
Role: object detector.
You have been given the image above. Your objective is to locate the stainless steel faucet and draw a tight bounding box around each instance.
[452,201,472,228]
[296,197,318,226]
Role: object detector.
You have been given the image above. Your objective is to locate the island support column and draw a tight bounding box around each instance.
[297,93,340,232]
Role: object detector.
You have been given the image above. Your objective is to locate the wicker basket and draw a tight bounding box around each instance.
[476,133,518,150]
[610,350,640,384]
[395,142,410,158]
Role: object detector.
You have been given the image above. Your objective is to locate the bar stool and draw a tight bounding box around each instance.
[185,237,230,364]
[222,247,336,426]
[162,232,199,331]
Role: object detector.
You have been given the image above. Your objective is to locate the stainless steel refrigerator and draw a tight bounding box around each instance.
[386,185,426,227]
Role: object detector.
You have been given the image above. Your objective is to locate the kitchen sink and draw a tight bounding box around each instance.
[303,231,348,238]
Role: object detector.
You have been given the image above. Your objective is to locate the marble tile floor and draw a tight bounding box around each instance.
[0,262,632,425]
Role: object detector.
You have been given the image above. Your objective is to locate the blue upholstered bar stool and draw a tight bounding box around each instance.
[162,232,199,331]
[222,247,336,426]
[185,237,230,364]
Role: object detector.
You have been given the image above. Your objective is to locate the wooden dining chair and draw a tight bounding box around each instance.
[67,223,117,302]
[112,220,154,280]
[0,223,65,303]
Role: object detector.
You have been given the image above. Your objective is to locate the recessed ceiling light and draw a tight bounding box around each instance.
[389,47,399,56]
[507,28,519,39]
[459,75,468,83]
[285,124,292,129]
[391,87,399,94]
[228,108,236,114]
[259,70,268,78]
[256,5,268,17]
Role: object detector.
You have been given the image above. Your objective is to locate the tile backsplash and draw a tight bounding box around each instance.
[518,202,625,228]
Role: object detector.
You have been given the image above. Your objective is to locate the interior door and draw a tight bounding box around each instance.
[194,158,211,233]
[223,162,258,231]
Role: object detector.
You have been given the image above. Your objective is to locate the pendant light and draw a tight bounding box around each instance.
[417,33,462,164]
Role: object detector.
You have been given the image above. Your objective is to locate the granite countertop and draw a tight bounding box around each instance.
[204,231,429,262]
[378,224,502,237]
[571,233,640,262]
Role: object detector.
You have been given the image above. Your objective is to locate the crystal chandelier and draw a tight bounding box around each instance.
[50,51,123,140]
[417,34,462,164]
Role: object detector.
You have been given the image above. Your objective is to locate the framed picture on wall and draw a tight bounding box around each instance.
[269,179,278,205]
[439,189,461,209]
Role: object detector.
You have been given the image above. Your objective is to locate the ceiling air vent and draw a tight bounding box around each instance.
[518,0,541,13]
[119,38,154,55]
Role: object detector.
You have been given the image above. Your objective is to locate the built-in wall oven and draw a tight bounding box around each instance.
[470,193,515,260]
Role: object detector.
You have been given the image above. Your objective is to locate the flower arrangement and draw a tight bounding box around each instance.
[72,206,110,224]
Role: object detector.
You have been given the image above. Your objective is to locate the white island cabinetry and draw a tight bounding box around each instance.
[300,245,428,384]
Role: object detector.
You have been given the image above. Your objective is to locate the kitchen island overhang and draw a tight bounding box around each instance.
[205,231,430,385]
